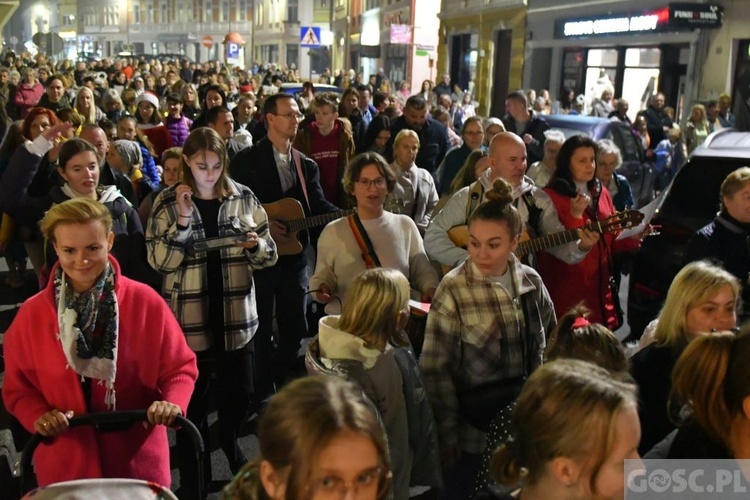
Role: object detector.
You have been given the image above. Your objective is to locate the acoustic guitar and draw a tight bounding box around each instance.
[441,209,645,273]
[263,197,405,256]
[263,198,353,256]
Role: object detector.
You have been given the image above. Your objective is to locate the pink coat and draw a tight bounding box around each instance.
[2,257,197,487]
[13,81,45,118]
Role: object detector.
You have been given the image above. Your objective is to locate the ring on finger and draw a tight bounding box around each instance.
[43,421,49,427]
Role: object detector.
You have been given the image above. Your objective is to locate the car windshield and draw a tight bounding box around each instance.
[660,156,749,222]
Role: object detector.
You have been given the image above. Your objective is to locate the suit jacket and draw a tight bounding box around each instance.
[229,137,338,264]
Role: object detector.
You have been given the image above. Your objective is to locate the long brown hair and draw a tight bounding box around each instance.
[672,330,750,448]
[180,127,232,199]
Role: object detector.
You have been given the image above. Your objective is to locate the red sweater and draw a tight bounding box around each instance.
[537,187,638,329]
[2,257,197,487]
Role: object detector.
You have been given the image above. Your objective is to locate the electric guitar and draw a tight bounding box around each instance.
[263,198,405,256]
[441,209,645,273]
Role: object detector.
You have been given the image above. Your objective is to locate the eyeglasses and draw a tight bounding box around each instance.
[273,112,305,121]
[356,178,387,189]
[308,466,391,499]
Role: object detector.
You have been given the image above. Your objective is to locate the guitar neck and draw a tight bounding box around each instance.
[517,220,603,256]
[287,210,353,232]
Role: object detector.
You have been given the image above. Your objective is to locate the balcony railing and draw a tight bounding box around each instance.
[128,20,251,35]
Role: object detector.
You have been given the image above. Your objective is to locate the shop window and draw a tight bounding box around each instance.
[587,49,618,67]
[625,48,660,67]
[287,44,299,68]
[287,0,299,23]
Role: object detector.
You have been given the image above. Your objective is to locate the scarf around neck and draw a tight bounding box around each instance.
[54,262,119,409]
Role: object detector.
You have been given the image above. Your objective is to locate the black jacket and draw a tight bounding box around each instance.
[685,213,750,321]
[0,147,151,285]
[386,115,450,174]
[99,161,138,207]
[630,342,685,454]
[228,137,338,265]
[502,110,550,166]
[641,105,673,146]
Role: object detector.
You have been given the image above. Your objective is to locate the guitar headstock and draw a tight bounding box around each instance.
[601,210,645,231]
[384,196,405,214]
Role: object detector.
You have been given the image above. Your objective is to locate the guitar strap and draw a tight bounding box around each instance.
[291,148,311,213]
[348,213,382,269]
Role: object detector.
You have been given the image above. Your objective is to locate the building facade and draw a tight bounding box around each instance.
[252,0,331,78]
[438,0,527,117]
[523,0,724,122]
[77,0,252,65]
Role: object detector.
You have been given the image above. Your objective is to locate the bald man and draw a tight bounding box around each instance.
[424,132,599,268]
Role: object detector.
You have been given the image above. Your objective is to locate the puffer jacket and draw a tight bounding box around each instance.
[306,317,443,495]
[165,114,193,148]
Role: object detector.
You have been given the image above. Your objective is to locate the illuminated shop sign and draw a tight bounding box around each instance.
[555,3,722,39]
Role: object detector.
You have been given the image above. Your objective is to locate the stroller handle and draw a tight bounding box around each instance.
[20,410,205,497]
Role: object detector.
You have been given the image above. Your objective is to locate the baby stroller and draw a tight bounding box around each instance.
[19,410,205,499]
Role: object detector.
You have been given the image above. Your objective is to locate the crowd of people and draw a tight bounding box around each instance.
[0,51,749,500]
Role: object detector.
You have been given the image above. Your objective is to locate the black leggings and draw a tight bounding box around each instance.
[178,337,255,497]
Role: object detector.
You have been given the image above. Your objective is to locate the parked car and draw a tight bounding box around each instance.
[626,128,750,338]
[543,114,656,208]
[278,83,344,100]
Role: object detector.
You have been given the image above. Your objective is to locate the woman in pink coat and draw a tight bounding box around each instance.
[13,67,45,119]
[2,197,198,487]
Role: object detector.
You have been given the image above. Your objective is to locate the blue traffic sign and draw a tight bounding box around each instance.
[300,26,321,47]
[226,42,240,59]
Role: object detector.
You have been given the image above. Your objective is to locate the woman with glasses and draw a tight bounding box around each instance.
[221,376,392,500]
[310,152,439,314]
[436,116,485,196]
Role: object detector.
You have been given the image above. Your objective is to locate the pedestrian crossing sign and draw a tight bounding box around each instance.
[300,26,321,47]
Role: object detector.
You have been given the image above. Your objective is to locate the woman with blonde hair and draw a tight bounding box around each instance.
[684,103,709,154]
[147,128,277,492]
[661,330,750,459]
[631,260,740,454]
[74,86,105,125]
[222,376,392,500]
[387,129,439,235]
[2,197,197,487]
[487,359,639,500]
[306,268,442,498]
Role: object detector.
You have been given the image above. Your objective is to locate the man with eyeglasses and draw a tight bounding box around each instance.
[230,92,339,403]
[436,116,486,196]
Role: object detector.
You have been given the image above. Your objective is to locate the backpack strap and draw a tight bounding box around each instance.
[291,148,311,213]
[464,181,485,222]
[520,192,542,237]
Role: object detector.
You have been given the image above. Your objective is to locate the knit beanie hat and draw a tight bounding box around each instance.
[111,140,142,169]
[135,91,159,110]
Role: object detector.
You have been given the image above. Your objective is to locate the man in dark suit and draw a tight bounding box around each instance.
[230,93,338,400]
